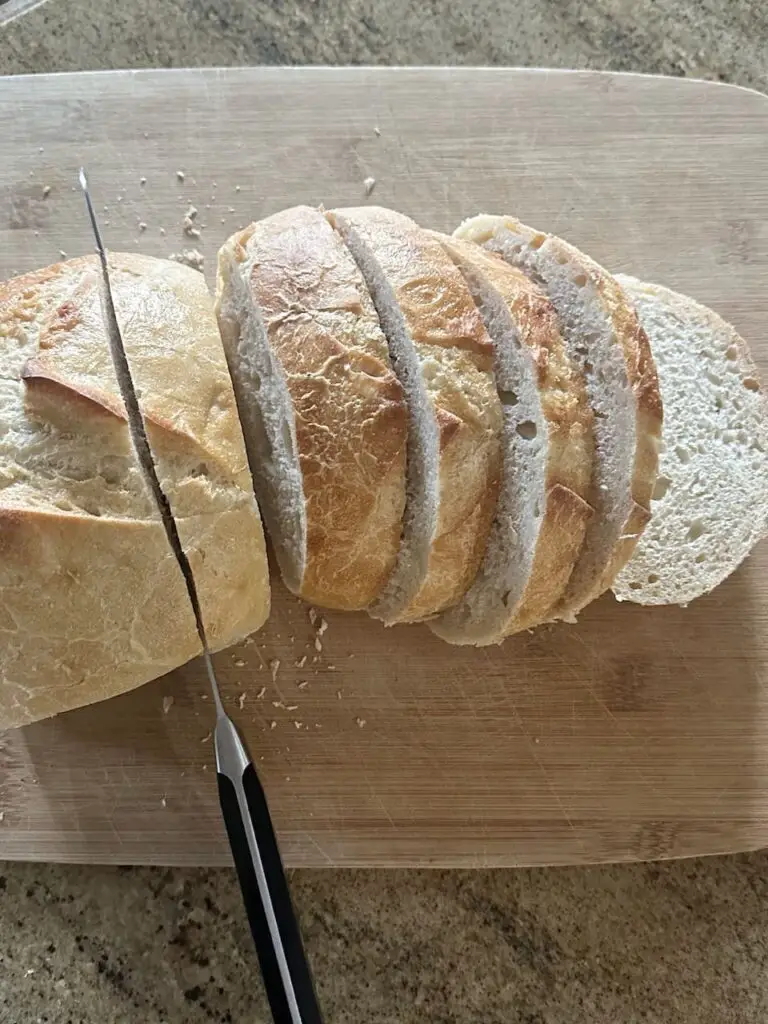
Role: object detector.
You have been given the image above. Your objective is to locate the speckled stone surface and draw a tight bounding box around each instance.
[2,1,768,1022]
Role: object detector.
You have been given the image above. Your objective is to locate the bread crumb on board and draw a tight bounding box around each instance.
[256,686,266,700]
[270,659,281,682]
[237,692,247,710]
[42,185,51,199]
[162,695,174,715]
[176,169,186,181]
[233,657,246,668]
[170,249,204,272]
[356,717,366,728]
[364,176,376,196]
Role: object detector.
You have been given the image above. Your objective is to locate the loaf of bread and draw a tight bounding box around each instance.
[0,255,269,730]
[3,201,767,730]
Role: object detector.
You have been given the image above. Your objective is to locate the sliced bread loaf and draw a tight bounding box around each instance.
[328,207,503,623]
[429,235,594,644]
[216,206,408,611]
[455,215,662,617]
[613,275,768,605]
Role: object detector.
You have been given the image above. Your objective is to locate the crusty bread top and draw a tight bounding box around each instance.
[330,207,503,622]
[614,275,768,605]
[456,214,662,612]
[224,206,408,610]
[0,256,269,730]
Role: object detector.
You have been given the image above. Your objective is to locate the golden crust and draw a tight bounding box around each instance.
[229,206,408,610]
[333,207,503,622]
[0,256,269,731]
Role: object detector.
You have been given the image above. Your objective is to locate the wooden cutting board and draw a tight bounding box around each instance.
[1,67,767,868]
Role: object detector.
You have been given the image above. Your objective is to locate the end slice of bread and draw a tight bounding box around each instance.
[429,235,594,645]
[215,206,408,611]
[613,275,768,605]
[456,215,662,618]
[329,207,503,623]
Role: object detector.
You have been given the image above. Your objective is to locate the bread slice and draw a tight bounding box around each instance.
[328,207,503,623]
[0,255,269,730]
[613,275,768,605]
[456,215,662,617]
[216,206,408,611]
[429,235,594,644]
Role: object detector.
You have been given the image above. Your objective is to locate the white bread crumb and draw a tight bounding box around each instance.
[170,249,204,272]
[364,177,376,195]
[256,686,266,699]
[237,692,246,710]
[162,695,174,715]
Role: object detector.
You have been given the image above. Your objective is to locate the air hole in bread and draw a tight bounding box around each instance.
[554,250,569,265]
[628,581,642,591]
[706,370,722,387]
[647,573,659,584]
[695,552,706,563]
[714,396,724,411]
[54,499,76,512]
[686,519,705,542]
[726,345,738,361]
[743,377,760,392]
[533,501,542,518]
[190,463,210,478]
[530,234,546,251]
[652,475,671,500]
[572,272,588,288]
[498,389,519,407]
[83,505,102,518]
[516,420,537,440]
[675,447,690,464]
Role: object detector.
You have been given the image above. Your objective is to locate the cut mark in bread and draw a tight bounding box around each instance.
[216,229,306,594]
[456,215,660,617]
[327,209,439,622]
[430,235,593,644]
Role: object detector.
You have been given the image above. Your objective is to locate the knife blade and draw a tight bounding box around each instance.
[78,169,323,1024]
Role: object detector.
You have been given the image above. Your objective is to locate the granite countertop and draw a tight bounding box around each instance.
[2,1,768,1022]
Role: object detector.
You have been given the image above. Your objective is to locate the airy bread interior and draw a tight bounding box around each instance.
[613,275,768,605]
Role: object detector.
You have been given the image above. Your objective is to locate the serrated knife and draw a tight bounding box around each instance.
[79,169,323,1024]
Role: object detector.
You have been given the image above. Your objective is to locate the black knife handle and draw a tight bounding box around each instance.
[217,765,323,1024]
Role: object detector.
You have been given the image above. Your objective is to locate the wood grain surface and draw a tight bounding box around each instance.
[1,67,767,868]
